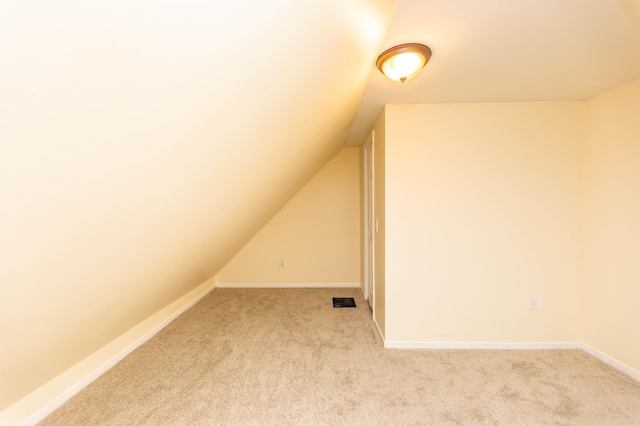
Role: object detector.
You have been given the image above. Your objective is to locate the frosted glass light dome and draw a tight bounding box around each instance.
[376,43,432,83]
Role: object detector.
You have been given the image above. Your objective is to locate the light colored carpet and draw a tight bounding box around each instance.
[41,288,640,425]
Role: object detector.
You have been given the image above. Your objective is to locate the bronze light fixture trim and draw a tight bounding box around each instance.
[376,43,432,83]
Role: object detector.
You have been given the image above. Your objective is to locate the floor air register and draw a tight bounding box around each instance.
[332,297,357,308]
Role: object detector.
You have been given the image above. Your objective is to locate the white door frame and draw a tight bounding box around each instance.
[362,131,375,317]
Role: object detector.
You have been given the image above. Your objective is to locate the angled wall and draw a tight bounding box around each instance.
[215,148,360,285]
[0,0,396,409]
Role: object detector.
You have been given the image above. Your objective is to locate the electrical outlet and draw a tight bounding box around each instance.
[527,295,540,310]
[279,259,285,268]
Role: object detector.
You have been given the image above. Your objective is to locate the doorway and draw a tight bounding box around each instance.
[363,132,375,316]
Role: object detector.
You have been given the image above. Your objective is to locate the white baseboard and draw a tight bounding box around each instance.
[384,341,583,350]
[215,282,360,288]
[382,340,638,382]
[0,277,217,426]
[579,343,640,382]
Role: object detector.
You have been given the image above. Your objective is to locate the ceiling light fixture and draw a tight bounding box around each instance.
[376,43,432,83]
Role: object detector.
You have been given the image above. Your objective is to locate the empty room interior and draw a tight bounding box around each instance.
[2,0,640,424]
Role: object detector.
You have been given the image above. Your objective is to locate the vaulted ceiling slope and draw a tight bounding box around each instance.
[348,0,640,146]
[0,0,397,408]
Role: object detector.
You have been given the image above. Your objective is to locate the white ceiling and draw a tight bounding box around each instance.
[346,0,640,146]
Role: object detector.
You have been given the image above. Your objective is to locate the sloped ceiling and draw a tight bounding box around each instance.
[0,0,396,407]
[347,0,640,146]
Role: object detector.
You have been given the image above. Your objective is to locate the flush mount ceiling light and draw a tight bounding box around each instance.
[376,43,432,83]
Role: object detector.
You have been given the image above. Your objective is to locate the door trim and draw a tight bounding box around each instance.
[362,131,375,317]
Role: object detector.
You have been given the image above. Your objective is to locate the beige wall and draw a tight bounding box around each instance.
[215,148,360,285]
[383,103,584,342]
[583,78,640,372]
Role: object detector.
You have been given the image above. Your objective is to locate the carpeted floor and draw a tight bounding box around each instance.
[40,288,640,425]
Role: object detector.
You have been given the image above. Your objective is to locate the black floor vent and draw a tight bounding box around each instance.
[333,297,357,308]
